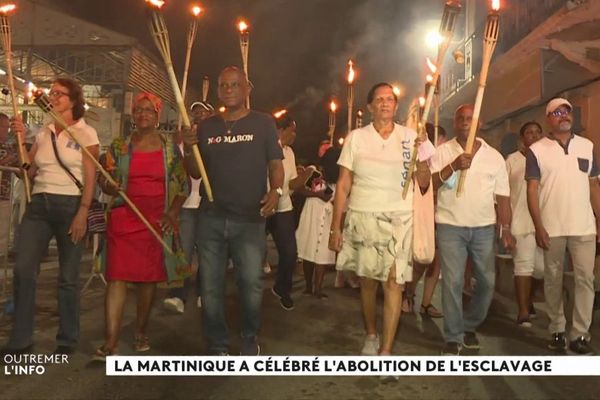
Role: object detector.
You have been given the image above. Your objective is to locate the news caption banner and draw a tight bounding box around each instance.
[106,356,600,376]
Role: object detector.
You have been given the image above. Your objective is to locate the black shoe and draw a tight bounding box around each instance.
[440,342,462,355]
[53,345,75,355]
[568,337,595,355]
[463,332,480,350]
[271,287,294,311]
[548,332,567,352]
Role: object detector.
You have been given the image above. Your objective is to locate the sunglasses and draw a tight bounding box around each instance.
[550,109,571,118]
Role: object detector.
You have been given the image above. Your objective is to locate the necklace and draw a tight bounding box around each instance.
[224,119,240,135]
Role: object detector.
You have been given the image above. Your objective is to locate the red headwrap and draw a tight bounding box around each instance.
[133,92,162,115]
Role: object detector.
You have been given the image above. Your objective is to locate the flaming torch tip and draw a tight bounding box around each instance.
[145,0,165,9]
[238,20,248,33]
[347,60,355,84]
[191,5,203,17]
[0,3,16,15]
[273,109,287,119]
[492,0,500,11]
[330,101,337,112]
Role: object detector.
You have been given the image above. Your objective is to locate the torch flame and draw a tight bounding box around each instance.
[492,0,500,11]
[357,110,363,117]
[191,5,203,17]
[330,101,337,112]
[426,57,438,74]
[392,85,403,97]
[419,97,426,108]
[347,60,355,84]
[338,137,345,145]
[145,0,165,9]
[0,3,16,14]
[238,20,248,33]
[273,109,287,119]
[219,106,226,113]
[426,74,434,83]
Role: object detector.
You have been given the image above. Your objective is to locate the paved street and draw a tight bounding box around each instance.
[1,248,599,400]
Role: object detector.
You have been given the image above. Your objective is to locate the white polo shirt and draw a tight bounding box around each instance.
[33,119,99,196]
[525,134,599,237]
[430,137,509,227]
[337,123,416,212]
[506,151,535,236]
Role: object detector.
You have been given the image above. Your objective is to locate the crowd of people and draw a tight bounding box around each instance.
[0,67,599,361]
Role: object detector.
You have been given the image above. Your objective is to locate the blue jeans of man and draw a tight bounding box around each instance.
[437,223,496,344]
[266,210,297,297]
[197,211,265,354]
[167,208,201,302]
[8,193,84,349]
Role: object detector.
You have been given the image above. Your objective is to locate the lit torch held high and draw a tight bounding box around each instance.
[347,60,355,135]
[402,0,462,199]
[457,0,501,197]
[355,110,363,129]
[177,4,203,131]
[0,3,31,202]
[328,100,337,145]
[238,20,250,108]
[144,0,213,201]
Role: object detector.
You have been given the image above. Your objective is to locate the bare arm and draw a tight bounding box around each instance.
[589,178,600,237]
[69,144,99,243]
[259,159,284,217]
[527,179,550,249]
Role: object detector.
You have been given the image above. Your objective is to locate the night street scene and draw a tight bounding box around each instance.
[1,0,600,399]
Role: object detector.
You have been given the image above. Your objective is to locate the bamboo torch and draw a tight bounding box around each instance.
[238,20,250,108]
[32,91,173,255]
[456,0,500,197]
[273,109,287,119]
[402,0,462,199]
[202,75,209,102]
[0,3,31,202]
[144,0,213,201]
[328,100,337,145]
[346,60,355,135]
[355,110,363,129]
[177,4,203,131]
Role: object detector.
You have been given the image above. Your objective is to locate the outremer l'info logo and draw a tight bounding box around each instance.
[3,354,69,376]
[107,356,600,376]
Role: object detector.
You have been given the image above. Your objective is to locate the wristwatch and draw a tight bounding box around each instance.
[274,187,283,196]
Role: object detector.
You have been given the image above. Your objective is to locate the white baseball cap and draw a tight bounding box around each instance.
[546,98,572,115]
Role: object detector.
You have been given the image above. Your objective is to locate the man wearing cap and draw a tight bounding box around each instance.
[163,101,215,314]
[182,66,283,356]
[526,98,600,355]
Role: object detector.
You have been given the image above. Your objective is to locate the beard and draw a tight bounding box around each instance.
[558,121,572,132]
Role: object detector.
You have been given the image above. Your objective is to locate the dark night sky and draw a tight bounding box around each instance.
[49,0,445,162]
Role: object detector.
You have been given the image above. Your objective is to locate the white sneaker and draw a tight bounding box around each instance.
[361,335,380,356]
[163,297,184,314]
[196,296,202,308]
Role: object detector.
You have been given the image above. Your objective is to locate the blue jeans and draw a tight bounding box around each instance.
[266,211,297,297]
[167,208,201,302]
[197,212,265,354]
[8,193,84,349]
[437,223,496,344]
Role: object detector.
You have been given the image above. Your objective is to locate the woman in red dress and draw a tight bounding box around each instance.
[94,93,188,359]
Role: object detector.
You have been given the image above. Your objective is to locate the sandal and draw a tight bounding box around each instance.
[401,293,414,313]
[420,304,443,318]
[134,335,151,352]
[92,345,116,362]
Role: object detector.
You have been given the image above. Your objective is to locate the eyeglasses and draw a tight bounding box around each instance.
[48,90,70,99]
[550,109,571,117]
[133,107,157,115]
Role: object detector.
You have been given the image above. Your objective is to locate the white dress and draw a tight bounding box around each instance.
[295,183,336,265]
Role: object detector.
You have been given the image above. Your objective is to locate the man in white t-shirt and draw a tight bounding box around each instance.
[526,98,600,355]
[506,121,544,328]
[430,104,513,355]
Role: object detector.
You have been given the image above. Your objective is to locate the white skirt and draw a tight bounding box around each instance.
[336,209,413,284]
[296,196,336,265]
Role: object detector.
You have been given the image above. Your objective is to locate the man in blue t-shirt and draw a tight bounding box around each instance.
[183,66,284,355]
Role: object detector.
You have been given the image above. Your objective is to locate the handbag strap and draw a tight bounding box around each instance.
[50,130,83,192]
